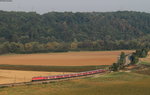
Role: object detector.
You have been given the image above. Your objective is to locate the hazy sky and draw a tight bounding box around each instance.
[0,0,150,14]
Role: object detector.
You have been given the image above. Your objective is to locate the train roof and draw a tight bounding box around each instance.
[32,69,106,78]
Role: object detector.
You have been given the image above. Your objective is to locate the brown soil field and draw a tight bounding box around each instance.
[0,69,70,84]
[0,50,133,66]
[140,52,150,62]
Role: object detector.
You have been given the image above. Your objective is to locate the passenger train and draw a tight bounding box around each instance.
[32,69,107,81]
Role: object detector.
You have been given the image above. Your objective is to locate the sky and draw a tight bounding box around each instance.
[0,0,150,14]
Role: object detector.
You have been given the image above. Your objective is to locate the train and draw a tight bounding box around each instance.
[32,69,107,81]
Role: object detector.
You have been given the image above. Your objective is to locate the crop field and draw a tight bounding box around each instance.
[0,69,71,84]
[0,72,150,95]
[0,51,150,95]
[0,65,108,72]
[0,50,133,66]
[0,50,133,84]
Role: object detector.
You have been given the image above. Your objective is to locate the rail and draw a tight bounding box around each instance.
[0,69,109,88]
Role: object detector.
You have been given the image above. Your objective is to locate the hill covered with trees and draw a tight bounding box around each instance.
[0,11,150,54]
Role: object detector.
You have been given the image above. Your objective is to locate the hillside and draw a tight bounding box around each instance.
[0,11,150,54]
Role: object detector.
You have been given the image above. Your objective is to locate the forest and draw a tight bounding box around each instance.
[0,11,150,54]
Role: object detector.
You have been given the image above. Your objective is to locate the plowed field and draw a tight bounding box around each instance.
[0,50,133,66]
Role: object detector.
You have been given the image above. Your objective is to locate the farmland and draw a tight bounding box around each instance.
[0,50,133,84]
[0,69,71,84]
[0,50,133,66]
[0,72,150,95]
[0,51,150,95]
[0,65,108,72]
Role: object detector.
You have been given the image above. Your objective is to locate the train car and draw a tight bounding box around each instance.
[32,76,47,81]
[32,69,107,82]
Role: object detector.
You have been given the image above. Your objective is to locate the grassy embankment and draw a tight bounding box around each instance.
[133,61,150,75]
[0,72,150,95]
[138,62,150,65]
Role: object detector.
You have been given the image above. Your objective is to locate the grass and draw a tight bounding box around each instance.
[86,72,150,82]
[0,72,150,95]
[0,64,109,72]
[139,62,150,65]
[133,62,150,75]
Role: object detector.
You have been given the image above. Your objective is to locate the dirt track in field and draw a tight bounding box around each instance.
[0,69,70,84]
[0,50,133,66]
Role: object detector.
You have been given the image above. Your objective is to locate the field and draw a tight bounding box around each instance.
[0,50,133,66]
[0,50,133,84]
[0,51,150,95]
[134,52,150,75]
[0,72,150,95]
[0,65,108,72]
[0,69,71,84]
[140,52,150,63]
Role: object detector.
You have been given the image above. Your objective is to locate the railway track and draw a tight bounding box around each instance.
[0,70,109,88]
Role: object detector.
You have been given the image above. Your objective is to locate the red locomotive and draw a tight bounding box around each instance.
[32,69,107,81]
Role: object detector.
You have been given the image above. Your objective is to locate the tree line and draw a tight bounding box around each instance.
[0,40,150,54]
[0,11,150,54]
